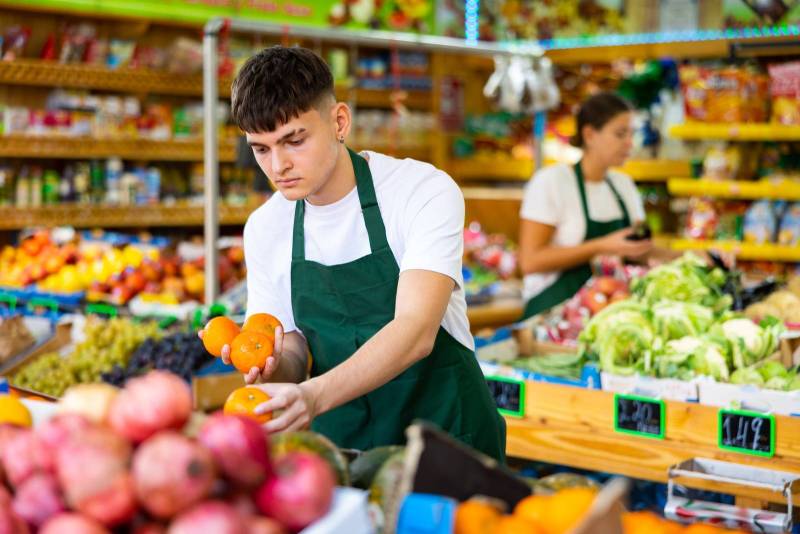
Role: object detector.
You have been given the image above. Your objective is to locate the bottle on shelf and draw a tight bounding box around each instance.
[15,166,30,209]
[0,167,11,207]
[90,160,105,204]
[30,167,43,208]
[105,157,122,205]
[60,164,75,203]
[145,166,161,205]
[42,169,60,205]
[74,162,90,204]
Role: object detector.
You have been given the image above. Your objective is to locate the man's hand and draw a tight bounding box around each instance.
[253,381,320,433]
[198,326,284,384]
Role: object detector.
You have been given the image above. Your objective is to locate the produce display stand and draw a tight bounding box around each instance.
[466,297,524,332]
[504,380,800,507]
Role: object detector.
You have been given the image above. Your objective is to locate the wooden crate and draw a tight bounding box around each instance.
[506,380,800,504]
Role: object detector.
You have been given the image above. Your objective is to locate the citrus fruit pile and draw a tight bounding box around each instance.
[201,313,282,374]
[455,487,747,534]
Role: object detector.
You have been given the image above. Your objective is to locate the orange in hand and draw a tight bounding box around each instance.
[230,331,274,374]
[224,386,272,424]
[202,316,240,357]
[242,313,282,338]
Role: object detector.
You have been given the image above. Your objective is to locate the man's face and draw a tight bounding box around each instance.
[246,105,339,201]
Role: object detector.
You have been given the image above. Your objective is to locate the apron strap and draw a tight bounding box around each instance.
[350,148,391,253]
[291,148,391,262]
[573,161,631,227]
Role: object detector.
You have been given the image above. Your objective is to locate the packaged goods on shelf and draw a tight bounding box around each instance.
[350,110,434,150]
[769,61,800,126]
[679,64,769,123]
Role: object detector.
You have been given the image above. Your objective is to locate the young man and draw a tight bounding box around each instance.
[222,45,505,461]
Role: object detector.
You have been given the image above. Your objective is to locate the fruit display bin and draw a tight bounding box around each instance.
[5,320,245,411]
[504,379,800,507]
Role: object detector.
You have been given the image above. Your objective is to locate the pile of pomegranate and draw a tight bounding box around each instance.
[0,371,336,534]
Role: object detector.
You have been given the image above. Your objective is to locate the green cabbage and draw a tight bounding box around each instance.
[757,360,789,382]
[718,317,783,369]
[730,367,764,386]
[630,253,731,312]
[656,336,730,381]
[579,300,655,376]
[651,301,715,341]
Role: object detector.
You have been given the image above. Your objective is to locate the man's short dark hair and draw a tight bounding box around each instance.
[231,46,335,133]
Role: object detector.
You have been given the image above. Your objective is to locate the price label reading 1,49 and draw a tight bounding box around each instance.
[718,409,775,458]
[614,394,665,439]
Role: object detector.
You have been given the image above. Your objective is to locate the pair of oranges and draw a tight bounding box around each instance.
[455,488,597,534]
[202,313,282,374]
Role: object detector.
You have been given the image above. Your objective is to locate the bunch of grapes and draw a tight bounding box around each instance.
[12,317,161,397]
[103,331,213,386]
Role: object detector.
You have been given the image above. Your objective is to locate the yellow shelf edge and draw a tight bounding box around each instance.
[669,123,800,141]
[671,239,800,262]
[667,178,800,200]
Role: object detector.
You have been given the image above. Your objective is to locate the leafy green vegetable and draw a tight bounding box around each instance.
[717,317,783,369]
[630,253,731,312]
[656,336,729,381]
[651,301,715,341]
[580,300,656,376]
[757,360,788,382]
[512,352,585,380]
[730,367,764,386]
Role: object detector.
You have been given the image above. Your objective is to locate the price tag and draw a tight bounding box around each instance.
[486,376,525,418]
[614,394,665,439]
[718,409,775,457]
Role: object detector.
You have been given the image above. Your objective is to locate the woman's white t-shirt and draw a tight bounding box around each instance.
[244,151,474,350]
[519,163,646,302]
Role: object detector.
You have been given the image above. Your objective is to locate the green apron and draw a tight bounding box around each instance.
[522,161,631,319]
[290,148,506,462]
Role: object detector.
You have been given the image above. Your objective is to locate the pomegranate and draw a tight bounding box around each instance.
[11,473,65,528]
[109,371,192,443]
[133,431,216,519]
[198,414,271,488]
[254,453,335,532]
[132,524,167,534]
[59,384,119,424]
[39,513,110,534]
[167,501,247,534]
[229,493,257,518]
[0,425,23,484]
[1,430,50,487]
[247,516,288,534]
[35,414,93,451]
[0,506,28,534]
[56,427,136,526]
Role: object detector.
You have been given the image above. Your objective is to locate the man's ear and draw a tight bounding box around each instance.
[331,101,352,141]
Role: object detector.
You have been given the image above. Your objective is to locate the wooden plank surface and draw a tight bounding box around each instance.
[506,381,800,503]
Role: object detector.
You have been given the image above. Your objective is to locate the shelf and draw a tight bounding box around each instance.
[668,178,800,200]
[0,60,429,110]
[0,202,261,230]
[0,59,231,96]
[467,298,523,332]
[671,239,800,262]
[0,136,236,162]
[337,86,431,110]
[507,380,800,501]
[617,159,691,182]
[669,123,800,141]
[447,157,534,181]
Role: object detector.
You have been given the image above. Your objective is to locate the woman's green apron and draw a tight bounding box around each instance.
[522,161,631,319]
[290,148,506,461]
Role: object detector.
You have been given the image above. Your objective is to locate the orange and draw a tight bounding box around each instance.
[242,313,283,338]
[622,511,682,534]
[544,487,598,534]
[513,495,550,526]
[454,500,501,534]
[491,516,545,534]
[230,331,274,374]
[0,395,32,428]
[223,386,272,424]
[202,316,241,357]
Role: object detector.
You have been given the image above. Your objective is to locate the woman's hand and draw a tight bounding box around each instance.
[252,381,320,433]
[595,227,653,259]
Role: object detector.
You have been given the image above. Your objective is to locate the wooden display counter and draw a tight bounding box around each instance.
[467,298,523,332]
[505,380,800,504]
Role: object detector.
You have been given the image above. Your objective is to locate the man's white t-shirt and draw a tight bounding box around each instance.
[519,163,645,302]
[244,150,474,351]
